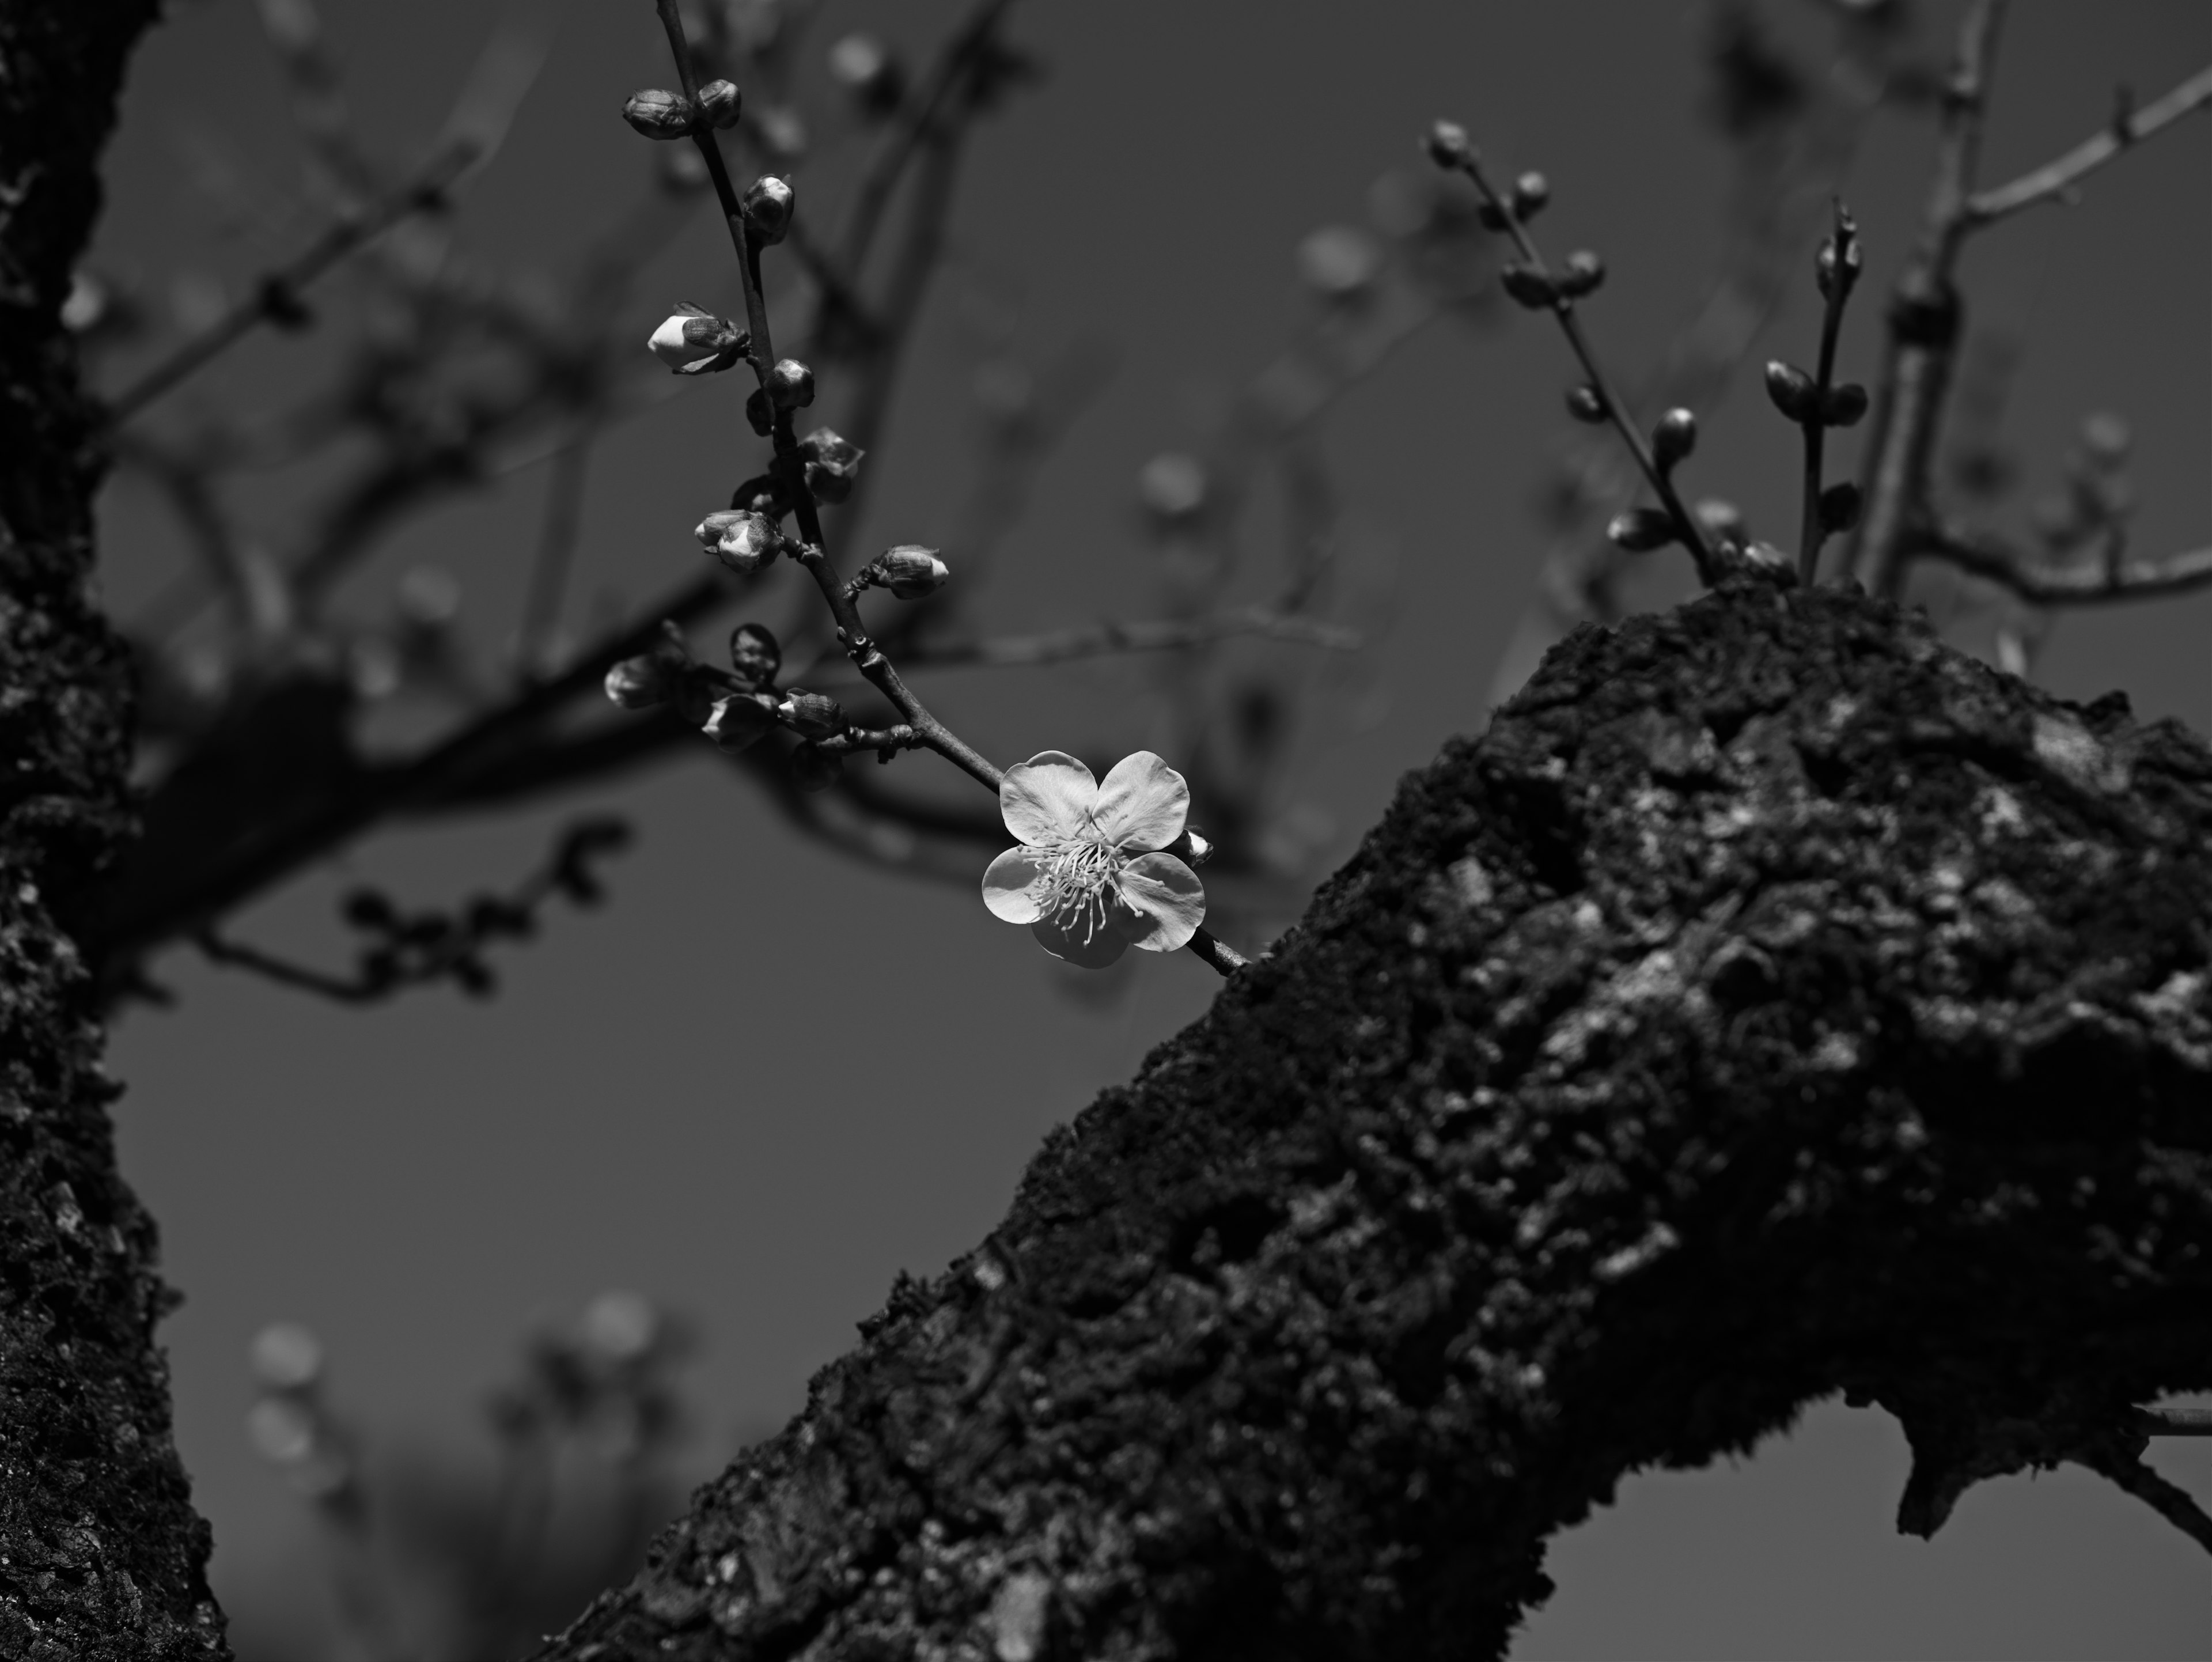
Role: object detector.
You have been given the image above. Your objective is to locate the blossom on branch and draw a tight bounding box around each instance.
[980,752,1206,968]
[647,304,748,375]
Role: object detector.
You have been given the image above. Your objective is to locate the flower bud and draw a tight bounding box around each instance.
[647,304,747,374]
[695,78,743,131]
[744,387,776,436]
[706,691,778,752]
[605,652,679,709]
[1764,359,1815,421]
[1694,498,1747,547]
[1297,225,1383,302]
[1424,120,1471,168]
[1556,250,1605,298]
[789,741,841,793]
[1564,384,1607,425]
[1815,217,1863,301]
[828,32,905,115]
[729,622,782,686]
[798,427,865,504]
[1510,172,1550,219]
[1607,508,1676,552]
[876,544,948,599]
[623,88,694,140]
[1166,827,1214,868]
[768,357,815,410]
[1652,407,1697,472]
[1138,452,1207,527]
[1498,263,1555,309]
[1820,383,1869,427]
[740,175,796,245]
[756,105,808,163]
[777,689,846,740]
[1817,480,1863,535]
[698,509,785,574]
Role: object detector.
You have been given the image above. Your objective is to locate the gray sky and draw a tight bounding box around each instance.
[93,0,2209,1655]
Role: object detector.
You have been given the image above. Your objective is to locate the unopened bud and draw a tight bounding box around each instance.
[1607,508,1677,552]
[777,689,846,740]
[1817,480,1863,535]
[876,544,948,599]
[695,79,743,131]
[828,32,904,115]
[729,472,790,520]
[623,88,694,139]
[740,175,796,245]
[768,357,815,410]
[744,387,776,436]
[605,652,678,709]
[789,741,841,793]
[1138,452,1207,527]
[1565,384,1607,425]
[1820,383,1869,427]
[1764,360,1815,421]
[1510,171,1550,219]
[251,1323,325,1394]
[1499,263,1555,309]
[1298,225,1382,301]
[755,105,808,163]
[1556,250,1605,298]
[1694,498,1747,546]
[1424,120,1471,168]
[706,691,778,752]
[2080,411,2132,465]
[697,509,785,574]
[1652,407,1697,472]
[798,427,864,504]
[1815,215,1863,300]
[1166,827,1214,868]
[729,622,781,686]
[646,304,747,374]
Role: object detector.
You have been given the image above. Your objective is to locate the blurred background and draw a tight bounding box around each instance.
[77,0,2209,1656]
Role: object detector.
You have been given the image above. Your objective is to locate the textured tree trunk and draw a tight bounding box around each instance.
[533,576,2211,1661]
[0,3,230,1657]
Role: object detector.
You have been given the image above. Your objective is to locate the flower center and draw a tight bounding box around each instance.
[1040,833,1126,944]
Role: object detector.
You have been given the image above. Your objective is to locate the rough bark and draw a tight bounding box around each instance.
[1,2,230,1656]
[535,575,2210,1661]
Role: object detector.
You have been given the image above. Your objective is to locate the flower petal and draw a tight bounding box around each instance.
[1032,911,1129,968]
[980,846,1051,923]
[999,751,1097,846]
[1112,852,1205,952]
[1092,752,1190,851]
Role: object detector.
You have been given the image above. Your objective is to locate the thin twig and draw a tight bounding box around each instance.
[1912,522,2212,605]
[1797,202,1859,584]
[1966,63,2212,226]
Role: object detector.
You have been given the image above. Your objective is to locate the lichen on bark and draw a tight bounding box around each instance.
[1,2,230,1656]
[535,576,2210,1661]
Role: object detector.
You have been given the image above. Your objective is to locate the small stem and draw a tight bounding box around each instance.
[1965,62,2212,226]
[1445,150,1721,586]
[1797,202,1858,585]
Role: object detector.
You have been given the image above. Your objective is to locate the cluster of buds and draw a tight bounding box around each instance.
[828,32,906,116]
[622,79,743,140]
[605,623,717,725]
[851,544,949,600]
[698,508,789,574]
[702,622,785,754]
[647,304,749,376]
[798,427,865,504]
[1764,361,1868,429]
[1499,249,1603,310]
[245,1323,358,1505]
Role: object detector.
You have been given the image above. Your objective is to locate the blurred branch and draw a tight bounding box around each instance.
[1965,62,2212,226]
[1911,522,2212,606]
[896,607,1359,670]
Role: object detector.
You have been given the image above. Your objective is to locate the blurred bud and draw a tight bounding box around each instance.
[695,78,743,130]
[1745,539,1791,570]
[1138,452,1208,528]
[1565,384,1607,425]
[777,689,846,740]
[741,175,796,245]
[579,1290,660,1365]
[744,387,775,436]
[1816,213,1863,300]
[876,544,948,598]
[755,104,808,163]
[2080,411,2132,465]
[1556,250,1605,298]
[828,32,905,115]
[790,741,841,792]
[63,269,132,337]
[1652,407,1697,472]
[1166,827,1214,868]
[1298,225,1383,302]
[605,652,679,709]
[706,691,778,752]
[798,426,865,503]
[1694,498,1747,546]
[671,669,717,729]
[1817,480,1863,535]
[1498,262,1555,309]
[623,88,695,139]
[1764,359,1815,421]
[251,1323,325,1394]
[729,471,791,520]
[397,565,460,629]
[1424,120,1471,168]
[1607,508,1676,552]
[647,304,747,374]
[729,621,782,685]
[698,509,785,574]
[1820,383,1869,427]
[657,143,711,195]
[246,1395,318,1466]
[1510,171,1550,219]
[768,357,815,410]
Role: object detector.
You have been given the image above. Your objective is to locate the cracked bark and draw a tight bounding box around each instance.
[533,576,2210,1661]
[1,1,229,1656]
